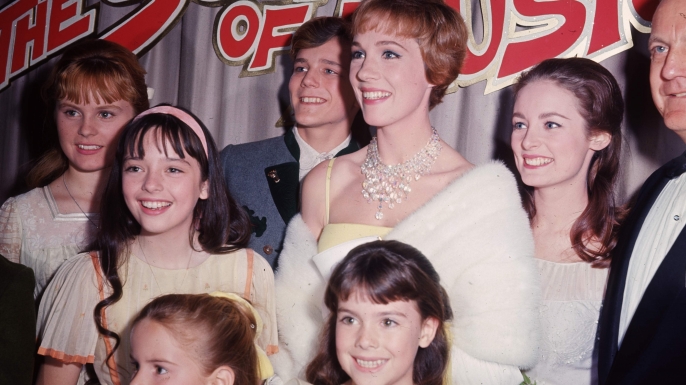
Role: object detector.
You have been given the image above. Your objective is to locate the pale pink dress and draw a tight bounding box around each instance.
[37,248,278,385]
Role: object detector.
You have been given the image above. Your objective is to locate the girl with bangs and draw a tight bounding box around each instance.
[274,0,540,383]
[0,39,148,298]
[306,241,452,385]
[36,106,278,385]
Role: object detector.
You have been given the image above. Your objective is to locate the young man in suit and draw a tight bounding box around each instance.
[221,17,366,268]
[598,0,686,383]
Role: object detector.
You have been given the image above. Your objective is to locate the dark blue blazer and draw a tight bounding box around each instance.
[598,152,686,385]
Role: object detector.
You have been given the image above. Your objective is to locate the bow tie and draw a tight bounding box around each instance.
[665,152,686,179]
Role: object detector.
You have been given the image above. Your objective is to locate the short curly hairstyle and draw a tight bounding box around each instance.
[351,0,468,109]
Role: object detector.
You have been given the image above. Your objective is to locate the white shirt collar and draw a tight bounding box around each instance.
[293,126,352,181]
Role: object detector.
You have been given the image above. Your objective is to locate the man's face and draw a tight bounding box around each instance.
[289,37,358,131]
[650,0,686,138]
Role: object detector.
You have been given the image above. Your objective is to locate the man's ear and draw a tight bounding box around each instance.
[418,317,440,348]
[590,131,612,151]
[207,366,235,385]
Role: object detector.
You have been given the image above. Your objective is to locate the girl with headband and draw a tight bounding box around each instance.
[0,39,149,299]
[129,293,272,385]
[35,106,278,385]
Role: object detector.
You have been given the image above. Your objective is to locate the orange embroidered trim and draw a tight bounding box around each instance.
[266,345,279,355]
[37,347,94,364]
[243,249,254,299]
[90,253,122,385]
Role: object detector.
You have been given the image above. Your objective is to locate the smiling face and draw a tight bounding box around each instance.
[130,318,209,385]
[511,80,610,191]
[289,37,358,131]
[56,98,135,173]
[335,292,438,385]
[122,131,209,238]
[349,29,433,129]
[649,0,686,138]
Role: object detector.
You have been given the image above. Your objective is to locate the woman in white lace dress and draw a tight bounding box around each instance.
[0,40,148,298]
[511,58,626,384]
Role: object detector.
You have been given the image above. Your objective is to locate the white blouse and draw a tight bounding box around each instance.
[0,186,97,297]
[525,259,608,385]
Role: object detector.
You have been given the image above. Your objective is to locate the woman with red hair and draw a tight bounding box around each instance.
[273,0,541,383]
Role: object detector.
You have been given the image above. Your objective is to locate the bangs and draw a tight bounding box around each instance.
[55,62,138,107]
[352,5,431,42]
[122,114,207,178]
[333,253,420,306]
[125,126,187,161]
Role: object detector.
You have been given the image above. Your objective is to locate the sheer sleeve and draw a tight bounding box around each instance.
[0,198,22,263]
[36,253,102,364]
[249,251,279,355]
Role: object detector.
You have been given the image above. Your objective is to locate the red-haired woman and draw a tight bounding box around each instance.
[273,0,541,383]
[0,39,148,299]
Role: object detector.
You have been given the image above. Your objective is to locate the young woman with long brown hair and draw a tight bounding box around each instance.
[510,57,625,384]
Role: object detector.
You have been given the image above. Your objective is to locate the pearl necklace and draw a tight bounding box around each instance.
[361,128,442,220]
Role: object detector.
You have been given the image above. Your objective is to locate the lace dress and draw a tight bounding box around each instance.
[0,187,97,298]
[525,259,609,385]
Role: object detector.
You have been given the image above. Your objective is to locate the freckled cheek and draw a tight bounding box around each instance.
[56,121,76,141]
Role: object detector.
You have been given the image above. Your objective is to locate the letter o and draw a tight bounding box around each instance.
[217,1,262,61]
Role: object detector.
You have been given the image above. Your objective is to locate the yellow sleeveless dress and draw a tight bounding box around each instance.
[314,159,453,385]
[317,159,391,253]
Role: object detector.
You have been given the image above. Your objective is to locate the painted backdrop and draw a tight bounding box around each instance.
[0,0,678,205]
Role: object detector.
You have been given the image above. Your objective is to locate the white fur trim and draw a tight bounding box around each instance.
[273,162,541,382]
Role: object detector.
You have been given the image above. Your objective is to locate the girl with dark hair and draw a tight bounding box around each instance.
[0,39,149,298]
[510,57,626,384]
[274,0,540,383]
[129,293,272,385]
[35,106,277,385]
[306,240,452,385]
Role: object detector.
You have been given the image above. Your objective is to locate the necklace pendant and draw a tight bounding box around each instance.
[375,211,384,220]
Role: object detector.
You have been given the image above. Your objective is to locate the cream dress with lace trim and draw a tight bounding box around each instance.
[0,186,98,298]
[524,259,608,385]
[37,248,278,385]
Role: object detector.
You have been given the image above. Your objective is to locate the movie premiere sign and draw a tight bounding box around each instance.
[0,0,659,94]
